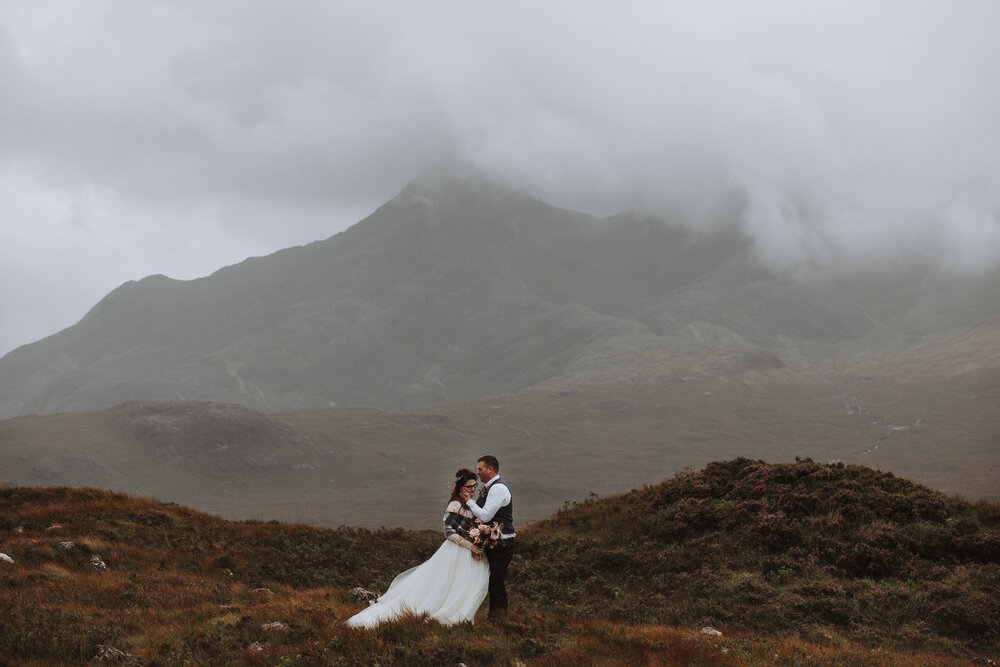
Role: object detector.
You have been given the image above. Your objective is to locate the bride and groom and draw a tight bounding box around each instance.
[346,455,516,628]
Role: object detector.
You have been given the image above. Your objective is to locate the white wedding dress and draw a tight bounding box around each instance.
[346,501,489,628]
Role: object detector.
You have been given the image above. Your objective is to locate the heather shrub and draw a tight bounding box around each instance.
[2,464,997,664]
[515,458,1000,653]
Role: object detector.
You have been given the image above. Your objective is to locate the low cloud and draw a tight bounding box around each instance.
[1,1,998,353]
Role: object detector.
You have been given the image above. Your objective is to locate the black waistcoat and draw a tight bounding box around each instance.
[477,480,515,534]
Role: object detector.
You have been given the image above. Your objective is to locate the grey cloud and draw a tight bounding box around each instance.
[1,0,999,355]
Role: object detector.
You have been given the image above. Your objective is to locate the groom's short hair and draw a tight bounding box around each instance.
[478,455,499,472]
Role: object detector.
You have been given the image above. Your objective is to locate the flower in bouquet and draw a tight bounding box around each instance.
[471,521,503,550]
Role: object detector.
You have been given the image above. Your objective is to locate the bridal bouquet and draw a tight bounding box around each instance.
[468,521,503,550]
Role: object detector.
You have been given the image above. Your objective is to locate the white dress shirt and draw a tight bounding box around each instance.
[465,475,515,538]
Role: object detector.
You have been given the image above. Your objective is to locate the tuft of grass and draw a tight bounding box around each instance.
[76,536,112,554]
[39,563,73,582]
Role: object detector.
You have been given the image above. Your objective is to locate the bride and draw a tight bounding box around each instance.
[346,469,489,628]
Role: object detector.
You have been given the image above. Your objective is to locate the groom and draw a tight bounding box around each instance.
[464,454,516,618]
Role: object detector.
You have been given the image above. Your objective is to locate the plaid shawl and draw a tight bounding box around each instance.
[443,510,473,540]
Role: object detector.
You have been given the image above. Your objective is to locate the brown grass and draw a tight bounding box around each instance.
[2,478,998,665]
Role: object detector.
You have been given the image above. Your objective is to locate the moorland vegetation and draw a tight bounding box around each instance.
[1,459,997,665]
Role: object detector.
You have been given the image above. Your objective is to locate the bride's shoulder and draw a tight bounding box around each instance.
[445,500,464,513]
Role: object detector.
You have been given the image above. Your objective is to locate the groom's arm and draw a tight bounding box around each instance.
[466,484,510,522]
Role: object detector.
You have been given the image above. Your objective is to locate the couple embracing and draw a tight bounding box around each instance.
[346,455,516,628]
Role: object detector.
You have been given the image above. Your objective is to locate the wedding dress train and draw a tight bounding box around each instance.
[345,538,489,628]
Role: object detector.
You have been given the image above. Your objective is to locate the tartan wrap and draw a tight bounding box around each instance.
[443,511,474,540]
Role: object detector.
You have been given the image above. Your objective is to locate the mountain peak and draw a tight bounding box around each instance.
[397,166,540,210]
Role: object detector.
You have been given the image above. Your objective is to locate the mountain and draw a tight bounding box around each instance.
[4,170,997,420]
[1,171,999,527]
[1,461,997,664]
[0,172,739,417]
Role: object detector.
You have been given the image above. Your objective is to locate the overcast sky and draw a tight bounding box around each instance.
[1,1,999,356]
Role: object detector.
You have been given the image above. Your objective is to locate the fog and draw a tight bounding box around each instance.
[1,1,998,355]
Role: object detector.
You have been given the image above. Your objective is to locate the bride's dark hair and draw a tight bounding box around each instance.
[449,468,478,504]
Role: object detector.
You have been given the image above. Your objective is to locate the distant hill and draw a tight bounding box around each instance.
[1,460,997,664]
[2,171,997,419]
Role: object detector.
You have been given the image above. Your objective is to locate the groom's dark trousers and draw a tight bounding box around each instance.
[486,538,516,616]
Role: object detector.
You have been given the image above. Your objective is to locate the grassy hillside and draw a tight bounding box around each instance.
[1,460,998,665]
[516,459,1000,653]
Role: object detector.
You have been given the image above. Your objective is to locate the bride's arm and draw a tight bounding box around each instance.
[446,531,476,550]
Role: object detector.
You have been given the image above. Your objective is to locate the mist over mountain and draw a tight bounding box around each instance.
[1,172,997,421]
